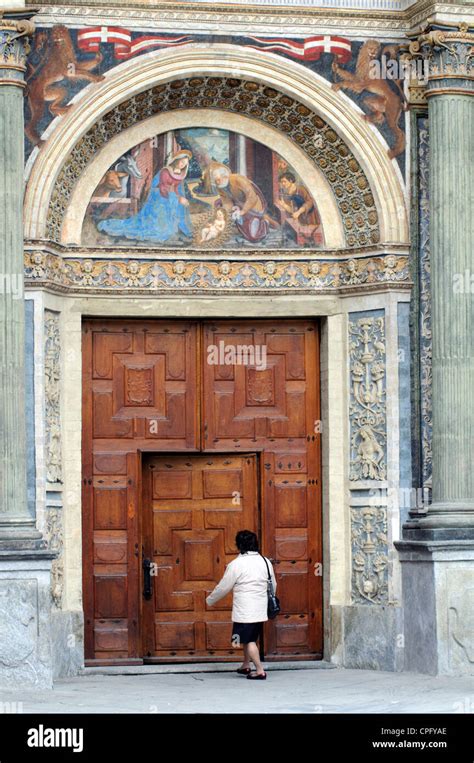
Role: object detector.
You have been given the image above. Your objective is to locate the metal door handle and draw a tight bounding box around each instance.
[143,558,153,600]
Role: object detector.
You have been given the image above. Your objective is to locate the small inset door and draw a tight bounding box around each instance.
[141,453,259,661]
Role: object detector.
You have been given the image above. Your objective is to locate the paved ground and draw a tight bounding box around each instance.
[0,664,472,714]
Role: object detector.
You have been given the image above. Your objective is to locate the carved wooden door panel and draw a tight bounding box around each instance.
[82,320,198,663]
[141,454,258,661]
[202,320,322,659]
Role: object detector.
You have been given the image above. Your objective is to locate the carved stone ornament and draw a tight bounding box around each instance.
[349,314,387,482]
[25,250,410,294]
[0,16,34,83]
[45,508,64,608]
[44,311,62,484]
[409,23,474,95]
[351,506,388,604]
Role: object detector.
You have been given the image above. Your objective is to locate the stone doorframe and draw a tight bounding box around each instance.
[25,288,410,672]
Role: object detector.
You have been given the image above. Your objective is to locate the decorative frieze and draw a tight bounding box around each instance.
[44,311,62,485]
[25,251,410,293]
[349,312,387,482]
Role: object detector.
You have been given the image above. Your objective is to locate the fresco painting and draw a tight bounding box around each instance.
[82,129,325,249]
[25,26,407,169]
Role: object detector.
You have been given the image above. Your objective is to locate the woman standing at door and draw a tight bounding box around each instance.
[206,530,276,680]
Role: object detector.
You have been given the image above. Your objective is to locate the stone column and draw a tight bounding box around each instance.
[0,11,55,689]
[396,23,474,675]
[0,11,40,544]
[405,23,474,541]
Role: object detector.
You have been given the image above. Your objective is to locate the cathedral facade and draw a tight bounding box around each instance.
[0,0,473,687]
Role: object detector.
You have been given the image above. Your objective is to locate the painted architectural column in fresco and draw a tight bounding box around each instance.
[0,12,39,542]
[407,24,474,538]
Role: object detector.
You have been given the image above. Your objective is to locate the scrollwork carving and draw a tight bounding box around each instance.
[349,314,387,482]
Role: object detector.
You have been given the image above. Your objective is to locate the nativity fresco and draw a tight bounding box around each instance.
[81,129,325,250]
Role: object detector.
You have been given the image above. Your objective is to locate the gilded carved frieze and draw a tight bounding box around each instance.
[44,310,62,485]
[25,251,410,293]
[46,76,380,248]
[349,313,387,483]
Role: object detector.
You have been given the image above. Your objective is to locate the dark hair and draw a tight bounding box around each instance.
[280,171,296,183]
[235,530,259,553]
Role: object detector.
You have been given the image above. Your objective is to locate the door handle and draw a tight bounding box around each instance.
[143,558,153,600]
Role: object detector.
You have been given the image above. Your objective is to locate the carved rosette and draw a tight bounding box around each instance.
[44,311,62,485]
[0,16,35,86]
[349,313,387,482]
[409,23,474,97]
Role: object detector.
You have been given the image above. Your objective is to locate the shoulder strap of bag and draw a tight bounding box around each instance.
[259,552,271,581]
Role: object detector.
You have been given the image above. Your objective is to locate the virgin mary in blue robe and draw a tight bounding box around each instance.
[97,150,193,243]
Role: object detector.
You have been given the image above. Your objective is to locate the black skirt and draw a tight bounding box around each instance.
[231,621,263,645]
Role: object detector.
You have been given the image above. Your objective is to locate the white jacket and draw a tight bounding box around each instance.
[206,551,277,623]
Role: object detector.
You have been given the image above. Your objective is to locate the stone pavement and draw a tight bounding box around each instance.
[0,664,472,714]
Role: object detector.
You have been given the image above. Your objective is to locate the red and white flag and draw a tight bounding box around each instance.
[77,27,192,59]
[247,35,352,63]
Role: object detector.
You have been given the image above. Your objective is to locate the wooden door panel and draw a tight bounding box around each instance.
[82,320,198,663]
[202,320,322,659]
[142,454,258,661]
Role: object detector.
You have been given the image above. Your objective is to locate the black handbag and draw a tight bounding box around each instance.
[260,554,280,619]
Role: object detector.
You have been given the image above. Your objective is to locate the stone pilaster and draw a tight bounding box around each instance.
[405,23,474,540]
[0,12,39,544]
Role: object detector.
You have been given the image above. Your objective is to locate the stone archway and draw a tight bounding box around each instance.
[24,44,408,246]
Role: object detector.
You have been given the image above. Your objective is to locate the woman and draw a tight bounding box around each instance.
[97,149,193,243]
[206,529,276,680]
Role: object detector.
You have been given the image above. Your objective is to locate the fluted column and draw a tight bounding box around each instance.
[0,12,39,543]
[406,23,474,539]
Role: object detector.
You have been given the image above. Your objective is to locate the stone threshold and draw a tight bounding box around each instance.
[81,660,337,676]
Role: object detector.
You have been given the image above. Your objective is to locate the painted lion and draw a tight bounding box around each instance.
[332,40,407,160]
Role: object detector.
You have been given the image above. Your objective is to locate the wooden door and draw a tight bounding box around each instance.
[142,454,258,661]
[83,318,322,663]
[82,320,199,663]
[202,320,322,658]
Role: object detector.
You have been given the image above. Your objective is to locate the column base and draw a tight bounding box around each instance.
[0,548,56,689]
[0,517,43,547]
[395,539,474,675]
[403,502,474,540]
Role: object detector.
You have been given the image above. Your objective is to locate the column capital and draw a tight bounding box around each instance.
[0,12,35,87]
[409,22,474,98]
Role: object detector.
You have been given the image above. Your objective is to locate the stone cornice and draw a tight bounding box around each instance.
[27,1,474,37]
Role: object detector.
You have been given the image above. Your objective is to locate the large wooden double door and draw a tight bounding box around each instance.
[82,319,322,664]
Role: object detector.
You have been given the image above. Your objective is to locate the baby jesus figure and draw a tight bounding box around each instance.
[200,209,226,242]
